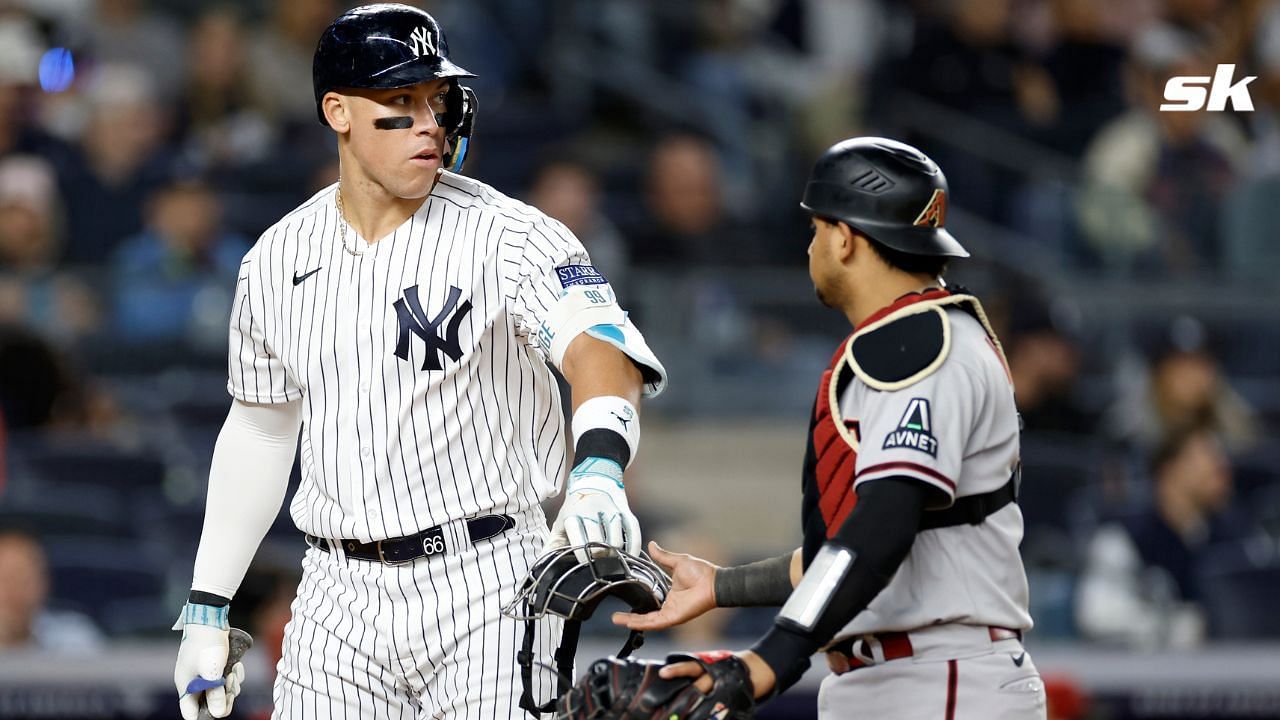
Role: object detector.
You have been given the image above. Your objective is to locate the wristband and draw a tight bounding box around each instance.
[572,396,639,468]
[173,601,231,631]
[188,590,231,607]
[715,552,794,607]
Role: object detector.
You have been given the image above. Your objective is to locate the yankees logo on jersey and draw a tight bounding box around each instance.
[392,284,472,370]
[229,171,605,543]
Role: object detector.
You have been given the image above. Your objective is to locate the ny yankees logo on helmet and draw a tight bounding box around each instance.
[393,285,472,371]
[408,25,438,57]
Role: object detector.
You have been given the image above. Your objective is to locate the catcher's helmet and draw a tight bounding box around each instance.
[503,544,671,716]
[801,137,968,258]
[313,3,477,171]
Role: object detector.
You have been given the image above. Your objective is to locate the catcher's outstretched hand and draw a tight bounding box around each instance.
[612,541,716,631]
[557,653,756,720]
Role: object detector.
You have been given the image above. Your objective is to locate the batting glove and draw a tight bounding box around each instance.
[174,604,244,720]
[548,457,640,561]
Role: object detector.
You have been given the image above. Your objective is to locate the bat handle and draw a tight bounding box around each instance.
[196,628,254,720]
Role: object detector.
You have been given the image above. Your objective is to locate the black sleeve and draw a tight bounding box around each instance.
[750,476,930,693]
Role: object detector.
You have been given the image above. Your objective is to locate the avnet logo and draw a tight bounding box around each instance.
[1161,64,1256,112]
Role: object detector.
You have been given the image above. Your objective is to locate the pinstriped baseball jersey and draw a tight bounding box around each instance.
[228,171,600,543]
[837,307,1032,635]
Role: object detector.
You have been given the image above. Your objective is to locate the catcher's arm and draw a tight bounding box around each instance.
[750,477,930,693]
[612,544,801,632]
[662,478,933,700]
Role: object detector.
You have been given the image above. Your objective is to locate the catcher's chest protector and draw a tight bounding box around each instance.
[801,288,1006,565]
[803,334,862,555]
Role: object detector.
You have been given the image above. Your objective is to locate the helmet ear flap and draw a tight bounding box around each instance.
[443,84,477,172]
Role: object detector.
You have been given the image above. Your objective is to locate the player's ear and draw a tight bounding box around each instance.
[835,222,857,263]
[323,91,351,133]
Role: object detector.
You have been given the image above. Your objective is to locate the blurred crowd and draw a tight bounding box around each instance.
[0,0,1279,678]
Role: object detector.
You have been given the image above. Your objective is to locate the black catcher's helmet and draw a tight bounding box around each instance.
[503,544,670,716]
[313,3,477,171]
[801,137,968,257]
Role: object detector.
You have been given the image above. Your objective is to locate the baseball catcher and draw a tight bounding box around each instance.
[606,137,1046,719]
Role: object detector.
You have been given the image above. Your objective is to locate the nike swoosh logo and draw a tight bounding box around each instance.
[1012,652,1026,667]
[292,268,322,285]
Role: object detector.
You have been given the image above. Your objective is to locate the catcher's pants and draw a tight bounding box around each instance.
[272,509,559,720]
[818,624,1047,720]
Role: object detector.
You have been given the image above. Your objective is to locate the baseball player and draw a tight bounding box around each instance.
[171,5,666,719]
[610,138,1047,719]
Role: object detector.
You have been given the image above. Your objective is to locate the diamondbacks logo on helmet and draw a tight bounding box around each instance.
[913,189,947,229]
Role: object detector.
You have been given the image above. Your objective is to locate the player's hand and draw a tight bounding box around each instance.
[613,541,717,631]
[660,650,776,700]
[174,624,244,720]
[548,457,640,561]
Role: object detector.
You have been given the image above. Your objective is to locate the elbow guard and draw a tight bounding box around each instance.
[542,284,668,397]
[777,542,856,636]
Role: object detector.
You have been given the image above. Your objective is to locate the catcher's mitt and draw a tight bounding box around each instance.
[556,652,756,720]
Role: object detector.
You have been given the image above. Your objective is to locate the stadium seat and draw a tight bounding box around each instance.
[43,538,172,637]
[1199,560,1280,639]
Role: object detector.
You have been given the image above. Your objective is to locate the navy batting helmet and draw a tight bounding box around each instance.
[313,3,477,171]
[801,137,968,258]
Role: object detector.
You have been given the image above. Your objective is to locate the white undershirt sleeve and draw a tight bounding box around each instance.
[191,397,302,598]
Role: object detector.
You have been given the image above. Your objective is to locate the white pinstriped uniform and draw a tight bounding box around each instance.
[229,171,599,718]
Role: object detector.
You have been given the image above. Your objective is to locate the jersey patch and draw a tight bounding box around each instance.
[882,398,938,457]
[555,264,607,288]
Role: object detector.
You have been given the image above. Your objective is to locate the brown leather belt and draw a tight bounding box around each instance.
[829,626,1022,669]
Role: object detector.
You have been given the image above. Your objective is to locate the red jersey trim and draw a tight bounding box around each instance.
[854,288,952,332]
[855,461,956,490]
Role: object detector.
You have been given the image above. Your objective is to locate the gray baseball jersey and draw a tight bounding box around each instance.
[838,306,1032,636]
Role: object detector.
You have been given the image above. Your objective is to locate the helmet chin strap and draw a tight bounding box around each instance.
[517,619,647,716]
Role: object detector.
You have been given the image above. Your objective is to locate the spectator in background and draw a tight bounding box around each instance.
[0,324,113,432]
[0,528,104,653]
[1106,316,1258,454]
[57,63,170,265]
[1246,2,1280,178]
[0,155,99,343]
[0,11,76,164]
[1005,296,1096,437]
[632,133,759,265]
[1075,424,1261,649]
[83,0,185,101]
[1030,0,1133,155]
[527,156,631,297]
[1077,24,1248,273]
[174,6,274,173]
[110,173,247,350]
[247,0,338,124]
